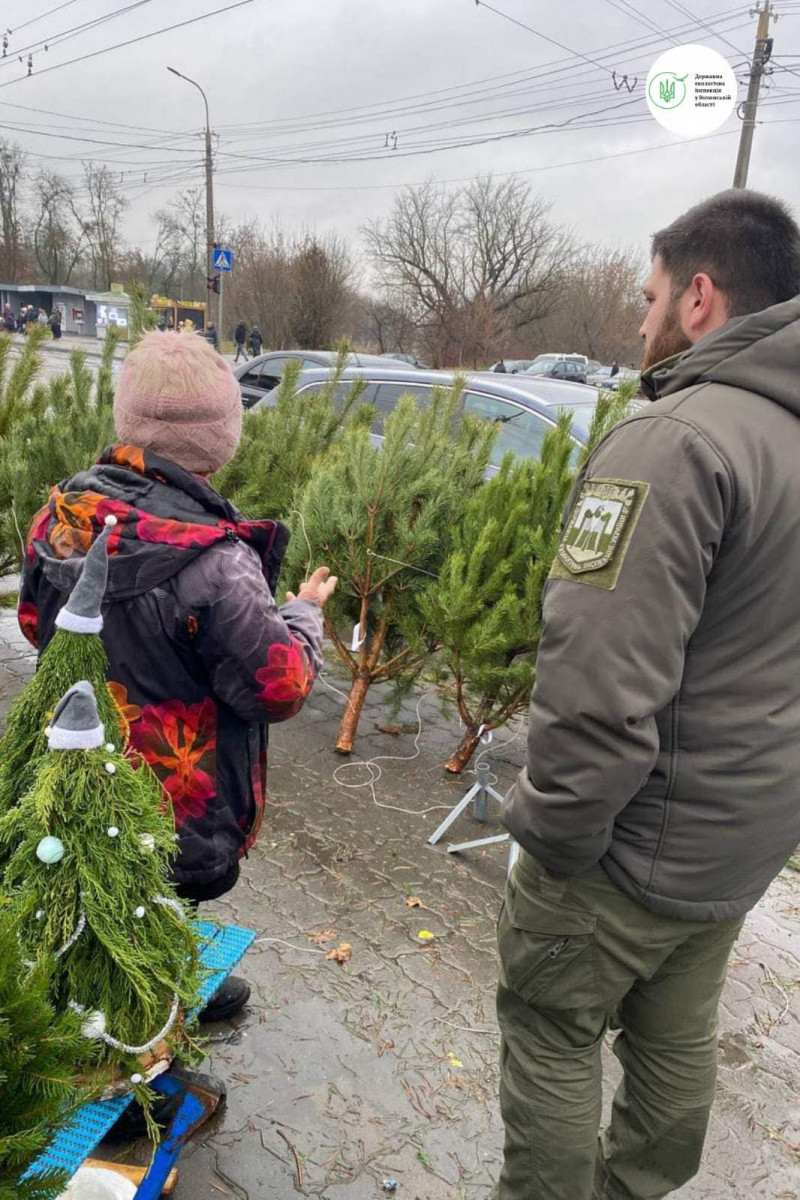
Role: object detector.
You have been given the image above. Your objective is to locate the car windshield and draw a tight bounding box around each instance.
[524,362,551,375]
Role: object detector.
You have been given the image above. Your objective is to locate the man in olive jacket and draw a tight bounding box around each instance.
[495,190,800,1199]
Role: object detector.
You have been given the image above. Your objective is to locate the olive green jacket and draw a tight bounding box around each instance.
[503,296,800,920]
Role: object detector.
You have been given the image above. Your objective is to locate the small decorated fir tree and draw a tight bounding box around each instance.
[0,909,89,1200]
[0,682,201,1099]
[0,519,124,823]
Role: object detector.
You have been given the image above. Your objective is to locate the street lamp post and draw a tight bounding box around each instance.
[167,66,217,331]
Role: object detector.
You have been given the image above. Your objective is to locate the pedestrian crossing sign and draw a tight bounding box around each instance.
[213,248,232,272]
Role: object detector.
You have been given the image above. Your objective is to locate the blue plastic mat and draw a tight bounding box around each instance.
[25,921,256,1184]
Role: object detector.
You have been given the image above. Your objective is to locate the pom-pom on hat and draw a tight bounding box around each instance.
[114,331,243,475]
[46,680,104,751]
[55,516,116,635]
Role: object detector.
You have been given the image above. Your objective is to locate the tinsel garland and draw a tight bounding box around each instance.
[0,746,204,1081]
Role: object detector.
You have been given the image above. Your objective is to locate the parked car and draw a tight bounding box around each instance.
[531,352,590,367]
[524,358,588,384]
[379,352,429,368]
[605,367,641,392]
[234,349,392,407]
[586,365,614,388]
[251,365,602,473]
[486,359,537,374]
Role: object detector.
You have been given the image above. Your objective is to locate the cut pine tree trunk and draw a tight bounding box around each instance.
[335,673,372,754]
[444,728,483,774]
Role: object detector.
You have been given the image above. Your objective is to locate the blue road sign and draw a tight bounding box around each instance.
[213,248,232,273]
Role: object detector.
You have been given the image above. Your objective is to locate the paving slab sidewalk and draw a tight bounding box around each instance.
[0,605,797,1199]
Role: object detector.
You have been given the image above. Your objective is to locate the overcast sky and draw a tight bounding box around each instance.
[3,0,800,270]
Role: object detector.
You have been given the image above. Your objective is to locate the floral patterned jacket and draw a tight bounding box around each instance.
[19,445,324,901]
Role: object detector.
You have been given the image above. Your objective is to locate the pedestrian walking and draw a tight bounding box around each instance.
[37,307,48,326]
[248,325,262,357]
[48,307,62,340]
[609,359,619,377]
[204,320,219,351]
[493,189,800,1200]
[2,303,14,333]
[234,320,248,362]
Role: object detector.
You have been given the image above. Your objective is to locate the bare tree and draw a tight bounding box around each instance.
[527,246,646,364]
[70,164,128,290]
[363,175,573,367]
[0,140,25,282]
[31,172,85,285]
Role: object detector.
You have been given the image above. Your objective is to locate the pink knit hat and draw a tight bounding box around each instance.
[114,331,242,475]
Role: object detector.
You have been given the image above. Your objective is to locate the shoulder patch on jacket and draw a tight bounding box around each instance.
[551,478,650,591]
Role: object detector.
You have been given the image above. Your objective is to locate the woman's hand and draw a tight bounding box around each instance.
[286,566,338,608]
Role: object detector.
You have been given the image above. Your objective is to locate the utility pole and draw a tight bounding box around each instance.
[733,2,774,189]
[167,67,217,329]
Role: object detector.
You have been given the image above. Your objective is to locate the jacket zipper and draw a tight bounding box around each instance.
[547,937,570,959]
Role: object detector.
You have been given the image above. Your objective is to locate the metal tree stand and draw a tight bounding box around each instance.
[428,758,520,874]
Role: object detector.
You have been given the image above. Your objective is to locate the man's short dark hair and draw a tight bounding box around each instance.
[652,189,800,317]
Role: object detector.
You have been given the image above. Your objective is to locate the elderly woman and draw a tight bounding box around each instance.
[20,331,335,1022]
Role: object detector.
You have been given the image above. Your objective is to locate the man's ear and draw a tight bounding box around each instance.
[684,272,728,336]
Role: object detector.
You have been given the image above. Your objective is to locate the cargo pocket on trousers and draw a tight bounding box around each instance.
[498,876,597,1008]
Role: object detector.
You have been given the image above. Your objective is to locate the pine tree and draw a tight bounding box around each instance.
[423,418,575,772]
[426,388,636,772]
[0,523,125,825]
[214,350,374,520]
[284,381,497,753]
[0,909,89,1200]
[0,331,118,575]
[0,683,201,1101]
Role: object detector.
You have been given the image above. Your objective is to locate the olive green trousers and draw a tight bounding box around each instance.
[493,851,743,1199]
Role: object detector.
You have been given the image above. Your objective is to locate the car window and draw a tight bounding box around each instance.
[371,381,434,432]
[301,357,324,370]
[463,392,553,466]
[296,379,379,411]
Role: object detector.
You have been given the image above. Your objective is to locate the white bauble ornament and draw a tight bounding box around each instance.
[35,909,44,920]
[104,762,116,775]
[36,836,65,864]
[81,1010,107,1039]
[105,743,116,753]
[138,833,155,853]
[130,1073,143,1084]
[107,826,120,838]
[133,905,146,919]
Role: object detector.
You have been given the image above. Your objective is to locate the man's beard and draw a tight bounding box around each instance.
[641,301,692,372]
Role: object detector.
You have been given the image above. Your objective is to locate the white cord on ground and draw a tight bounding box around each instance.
[331,695,451,816]
[254,937,327,954]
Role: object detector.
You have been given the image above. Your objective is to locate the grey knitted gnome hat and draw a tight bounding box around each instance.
[46,680,104,751]
[55,515,117,635]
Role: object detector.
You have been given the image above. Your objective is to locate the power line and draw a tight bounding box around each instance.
[0,0,255,90]
[0,0,158,71]
[474,0,617,75]
[660,0,746,56]
[212,127,742,193]
[604,0,682,46]
[0,97,187,136]
[5,0,84,37]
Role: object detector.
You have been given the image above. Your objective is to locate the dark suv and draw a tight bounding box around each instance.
[234,350,403,407]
